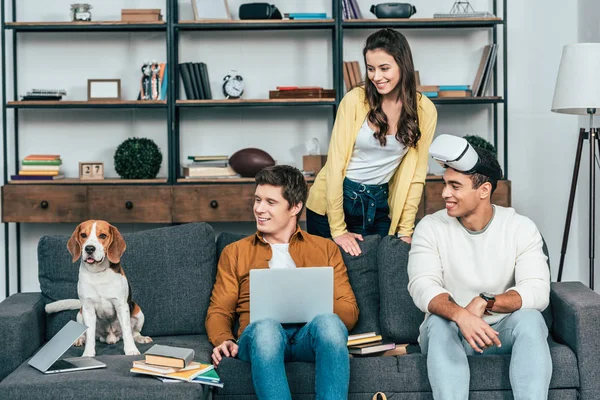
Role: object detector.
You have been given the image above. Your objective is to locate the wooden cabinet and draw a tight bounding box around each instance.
[88,187,172,223]
[2,185,87,223]
[1,180,512,224]
[173,185,255,222]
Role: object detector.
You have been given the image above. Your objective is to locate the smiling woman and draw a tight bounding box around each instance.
[305,28,438,256]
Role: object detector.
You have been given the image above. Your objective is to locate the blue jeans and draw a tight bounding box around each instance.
[420,309,552,400]
[237,313,349,400]
[307,178,391,238]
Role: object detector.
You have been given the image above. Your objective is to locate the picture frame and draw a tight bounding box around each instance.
[79,162,105,180]
[191,0,231,20]
[87,79,121,101]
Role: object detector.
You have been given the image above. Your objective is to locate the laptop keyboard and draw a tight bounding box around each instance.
[48,359,77,371]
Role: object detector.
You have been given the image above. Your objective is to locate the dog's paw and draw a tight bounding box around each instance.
[105,333,118,345]
[74,336,86,347]
[82,350,96,358]
[124,347,141,356]
[134,335,153,344]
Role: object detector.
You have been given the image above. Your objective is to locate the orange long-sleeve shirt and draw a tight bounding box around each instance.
[205,227,359,347]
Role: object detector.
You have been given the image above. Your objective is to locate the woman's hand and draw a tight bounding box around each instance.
[399,236,412,244]
[334,232,364,256]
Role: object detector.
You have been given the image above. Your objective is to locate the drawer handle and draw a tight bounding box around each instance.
[125,201,134,210]
[210,200,219,209]
[40,200,49,209]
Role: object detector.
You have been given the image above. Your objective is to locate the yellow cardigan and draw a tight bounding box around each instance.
[306,87,438,238]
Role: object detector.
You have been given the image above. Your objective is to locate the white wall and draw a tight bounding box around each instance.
[576,0,600,289]
[0,0,592,300]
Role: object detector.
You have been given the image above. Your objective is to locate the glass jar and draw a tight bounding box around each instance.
[70,4,93,22]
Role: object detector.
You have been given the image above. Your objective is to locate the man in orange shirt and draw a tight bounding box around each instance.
[206,165,359,400]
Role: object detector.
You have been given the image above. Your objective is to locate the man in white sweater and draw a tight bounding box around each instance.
[408,136,552,400]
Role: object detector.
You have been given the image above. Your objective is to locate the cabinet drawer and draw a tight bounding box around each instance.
[88,187,172,223]
[2,185,87,223]
[173,185,255,222]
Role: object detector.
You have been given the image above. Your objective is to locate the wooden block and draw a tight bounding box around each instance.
[302,155,327,174]
[79,162,104,180]
[122,9,162,14]
[121,14,163,22]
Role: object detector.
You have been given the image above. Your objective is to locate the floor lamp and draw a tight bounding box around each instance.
[551,43,600,289]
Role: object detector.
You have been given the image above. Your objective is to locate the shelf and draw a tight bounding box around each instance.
[176,19,335,31]
[4,21,166,32]
[178,176,316,183]
[8,178,168,185]
[7,100,167,109]
[430,96,503,105]
[177,99,336,107]
[342,17,503,29]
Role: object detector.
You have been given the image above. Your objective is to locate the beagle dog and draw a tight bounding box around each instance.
[45,220,151,357]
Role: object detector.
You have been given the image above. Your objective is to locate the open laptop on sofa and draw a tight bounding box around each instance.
[249,267,334,324]
[28,320,106,374]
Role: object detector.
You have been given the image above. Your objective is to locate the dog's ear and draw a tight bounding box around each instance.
[107,224,126,264]
[67,223,83,263]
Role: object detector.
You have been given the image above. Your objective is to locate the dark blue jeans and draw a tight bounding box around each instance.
[307,178,391,238]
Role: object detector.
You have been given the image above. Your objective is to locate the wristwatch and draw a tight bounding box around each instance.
[479,292,496,312]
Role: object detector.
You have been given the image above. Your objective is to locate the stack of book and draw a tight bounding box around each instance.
[179,62,212,100]
[342,0,362,19]
[183,155,237,179]
[11,154,64,181]
[347,332,396,356]
[269,86,335,99]
[21,89,66,101]
[283,12,328,20]
[131,344,223,388]
[418,85,473,98]
[343,61,362,92]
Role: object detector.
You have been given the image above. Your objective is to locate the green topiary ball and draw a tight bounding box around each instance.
[463,135,497,155]
[114,137,163,179]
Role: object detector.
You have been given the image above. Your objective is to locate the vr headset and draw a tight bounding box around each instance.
[429,134,502,180]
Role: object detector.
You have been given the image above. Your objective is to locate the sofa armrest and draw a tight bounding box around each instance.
[551,281,600,398]
[0,292,46,381]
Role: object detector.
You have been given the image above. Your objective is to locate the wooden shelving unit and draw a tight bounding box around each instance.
[1,0,508,295]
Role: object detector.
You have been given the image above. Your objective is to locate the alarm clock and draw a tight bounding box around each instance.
[222,71,244,99]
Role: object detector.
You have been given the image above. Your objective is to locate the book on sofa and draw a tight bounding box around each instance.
[130,361,212,382]
[144,344,194,368]
[157,368,224,388]
[348,342,396,355]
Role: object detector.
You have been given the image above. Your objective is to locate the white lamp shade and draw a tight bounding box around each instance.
[551,43,600,115]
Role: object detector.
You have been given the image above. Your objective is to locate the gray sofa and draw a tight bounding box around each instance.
[0,222,598,399]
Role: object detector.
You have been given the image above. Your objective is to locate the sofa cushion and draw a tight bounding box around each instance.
[341,235,382,335]
[378,236,423,343]
[38,222,217,339]
[216,232,382,336]
[213,337,577,396]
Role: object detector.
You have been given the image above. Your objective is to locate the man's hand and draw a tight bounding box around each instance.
[465,295,488,318]
[333,232,364,256]
[211,340,239,368]
[455,309,501,353]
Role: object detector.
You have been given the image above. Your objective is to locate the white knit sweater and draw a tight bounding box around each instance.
[408,206,550,325]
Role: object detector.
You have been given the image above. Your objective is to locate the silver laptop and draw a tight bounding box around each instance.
[249,267,334,324]
[28,320,106,374]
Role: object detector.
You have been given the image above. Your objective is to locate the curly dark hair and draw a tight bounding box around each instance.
[363,28,421,148]
[255,165,307,219]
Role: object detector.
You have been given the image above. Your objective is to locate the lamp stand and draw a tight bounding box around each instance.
[557,108,600,289]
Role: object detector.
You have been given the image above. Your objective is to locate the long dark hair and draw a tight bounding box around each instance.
[363,29,421,148]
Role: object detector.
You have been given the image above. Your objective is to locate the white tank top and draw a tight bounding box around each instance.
[345,119,408,185]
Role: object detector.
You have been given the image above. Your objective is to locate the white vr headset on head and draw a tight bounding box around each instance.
[429,134,502,180]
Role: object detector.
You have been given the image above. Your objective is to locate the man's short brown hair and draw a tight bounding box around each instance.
[255,165,307,217]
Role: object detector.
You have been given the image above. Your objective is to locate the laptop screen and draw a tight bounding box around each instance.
[28,320,87,372]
